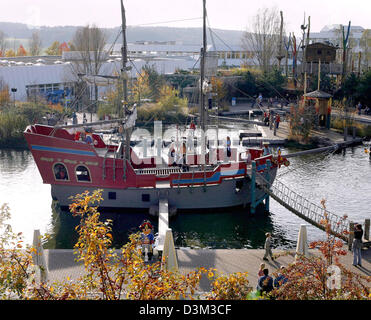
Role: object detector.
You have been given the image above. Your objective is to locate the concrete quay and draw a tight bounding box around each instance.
[43,247,370,292]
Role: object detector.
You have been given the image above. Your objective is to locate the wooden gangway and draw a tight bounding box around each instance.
[256,173,349,242]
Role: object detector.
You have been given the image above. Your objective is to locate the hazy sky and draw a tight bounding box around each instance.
[0,0,370,36]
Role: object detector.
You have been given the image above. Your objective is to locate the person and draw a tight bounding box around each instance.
[258,263,265,277]
[181,142,189,172]
[258,93,263,106]
[263,232,274,261]
[74,131,81,141]
[357,102,362,115]
[267,111,271,127]
[72,112,77,125]
[257,268,274,296]
[55,165,68,180]
[274,266,288,288]
[83,113,87,124]
[168,143,177,166]
[352,224,363,266]
[275,113,281,129]
[226,136,231,158]
[262,142,271,156]
[190,120,196,130]
[139,220,155,261]
[269,112,274,130]
[365,106,370,115]
[84,130,93,144]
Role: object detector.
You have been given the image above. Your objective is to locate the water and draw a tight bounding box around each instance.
[0,145,370,250]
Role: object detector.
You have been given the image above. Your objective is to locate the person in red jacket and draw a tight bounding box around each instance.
[275,114,281,129]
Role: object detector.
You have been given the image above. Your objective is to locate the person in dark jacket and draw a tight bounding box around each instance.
[257,268,273,295]
[352,224,363,266]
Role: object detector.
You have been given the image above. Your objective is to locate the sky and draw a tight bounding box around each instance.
[0,0,370,36]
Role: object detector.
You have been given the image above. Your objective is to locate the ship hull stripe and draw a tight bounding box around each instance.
[31,145,96,157]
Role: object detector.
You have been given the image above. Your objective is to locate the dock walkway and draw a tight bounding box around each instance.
[43,248,370,293]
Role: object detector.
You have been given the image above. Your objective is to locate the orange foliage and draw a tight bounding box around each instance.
[59,42,70,54]
[17,45,27,56]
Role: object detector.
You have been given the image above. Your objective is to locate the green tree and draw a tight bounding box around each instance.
[358,70,371,105]
[45,41,61,56]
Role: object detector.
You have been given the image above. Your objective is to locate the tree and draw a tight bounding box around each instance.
[0,31,6,57]
[358,70,371,105]
[242,7,284,73]
[70,25,108,117]
[272,200,370,300]
[17,45,27,57]
[4,49,15,57]
[0,79,10,107]
[360,30,371,72]
[45,41,60,56]
[29,32,42,56]
[58,42,70,54]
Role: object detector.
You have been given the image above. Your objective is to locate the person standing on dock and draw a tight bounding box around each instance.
[352,224,363,266]
[275,114,281,129]
[263,232,274,261]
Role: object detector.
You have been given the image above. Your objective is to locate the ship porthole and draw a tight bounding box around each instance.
[53,163,69,181]
[75,165,91,182]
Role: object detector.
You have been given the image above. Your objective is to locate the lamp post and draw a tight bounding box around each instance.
[11,88,17,107]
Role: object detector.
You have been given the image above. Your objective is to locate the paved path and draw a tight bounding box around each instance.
[43,247,370,292]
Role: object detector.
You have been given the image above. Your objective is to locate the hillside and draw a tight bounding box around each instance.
[0,22,244,49]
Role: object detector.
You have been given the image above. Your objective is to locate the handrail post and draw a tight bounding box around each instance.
[348,222,355,250]
[264,160,271,212]
[251,161,256,214]
[364,219,370,240]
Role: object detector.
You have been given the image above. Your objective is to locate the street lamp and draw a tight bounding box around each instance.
[11,88,17,107]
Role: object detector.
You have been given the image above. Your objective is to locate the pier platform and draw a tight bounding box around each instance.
[43,247,370,292]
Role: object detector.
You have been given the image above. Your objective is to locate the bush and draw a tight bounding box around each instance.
[0,112,28,148]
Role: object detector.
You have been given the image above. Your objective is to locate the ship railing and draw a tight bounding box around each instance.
[256,172,349,241]
[135,167,182,176]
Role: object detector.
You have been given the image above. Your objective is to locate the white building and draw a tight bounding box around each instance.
[0,54,201,102]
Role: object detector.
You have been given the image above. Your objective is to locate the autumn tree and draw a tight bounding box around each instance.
[272,200,370,300]
[45,41,61,56]
[29,31,42,56]
[17,45,27,57]
[58,42,70,54]
[5,49,15,57]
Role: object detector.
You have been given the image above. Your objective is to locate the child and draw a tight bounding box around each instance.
[258,263,266,277]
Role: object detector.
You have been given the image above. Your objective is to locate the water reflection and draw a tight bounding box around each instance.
[1,144,370,250]
[44,201,291,250]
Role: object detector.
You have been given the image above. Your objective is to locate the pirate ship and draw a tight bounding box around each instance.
[24,0,286,212]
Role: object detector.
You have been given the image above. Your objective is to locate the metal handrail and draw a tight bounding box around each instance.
[256,173,349,241]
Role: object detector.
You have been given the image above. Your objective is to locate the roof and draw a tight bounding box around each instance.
[304,90,332,99]
[304,42,338,50]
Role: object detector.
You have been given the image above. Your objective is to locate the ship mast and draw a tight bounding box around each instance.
[120,0,130,180]
[200,0,207,132]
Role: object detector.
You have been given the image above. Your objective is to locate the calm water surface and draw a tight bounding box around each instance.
[0,144,370,250]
